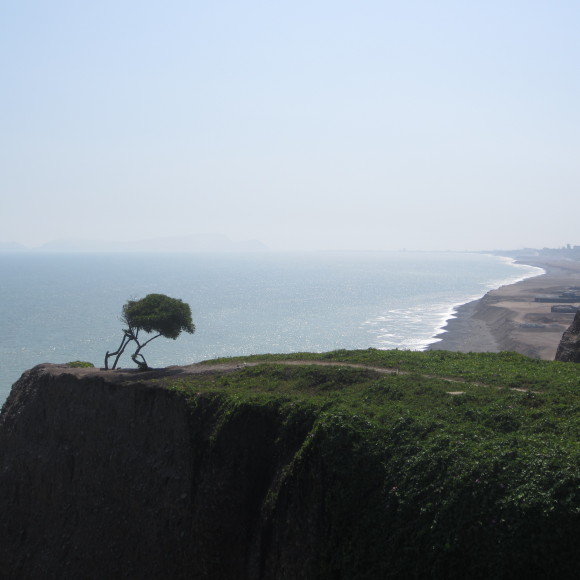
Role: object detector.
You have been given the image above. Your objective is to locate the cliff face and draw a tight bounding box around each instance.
[0,364,323,579]
[1,360,578,579]
[555,310,580,361]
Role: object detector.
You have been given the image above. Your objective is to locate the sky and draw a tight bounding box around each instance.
[1,0,579,252]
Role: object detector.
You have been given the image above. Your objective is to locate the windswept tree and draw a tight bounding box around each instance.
[105,294,195,370]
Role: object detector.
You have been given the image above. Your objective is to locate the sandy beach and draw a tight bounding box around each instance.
[430,257,580,360]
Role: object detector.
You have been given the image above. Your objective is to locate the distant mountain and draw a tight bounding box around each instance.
[0,242,28,251]
[1,235,268,253]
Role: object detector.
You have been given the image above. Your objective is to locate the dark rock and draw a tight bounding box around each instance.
[555,310,580,361]
[1,363,579,579]
[0,364,322,580]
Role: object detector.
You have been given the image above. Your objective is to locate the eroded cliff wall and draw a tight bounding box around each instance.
[555,310,580,362]
[1,361,578,579]
[0,364,323,579]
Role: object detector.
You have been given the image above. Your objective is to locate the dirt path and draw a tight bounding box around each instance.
[193,359,533,394]
[51,359,531,394]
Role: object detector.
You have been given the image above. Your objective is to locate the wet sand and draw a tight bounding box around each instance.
[429,257,580,360]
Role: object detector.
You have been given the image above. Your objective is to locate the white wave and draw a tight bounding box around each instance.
[481,255,544,289]
[364,254,545,352]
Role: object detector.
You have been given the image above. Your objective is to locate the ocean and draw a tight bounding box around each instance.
[0,251,542,405]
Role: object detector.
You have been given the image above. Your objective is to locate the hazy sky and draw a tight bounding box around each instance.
[2,1,578,251]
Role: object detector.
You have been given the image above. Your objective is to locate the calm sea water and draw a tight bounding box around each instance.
[0,251,541,405]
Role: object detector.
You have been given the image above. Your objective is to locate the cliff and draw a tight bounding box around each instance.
[0,354,578,579]
[555,310,580,362]
[0,363,320,579]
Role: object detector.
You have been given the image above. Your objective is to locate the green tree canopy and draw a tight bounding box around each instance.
[105,294,195,370]
[122,294,195,339]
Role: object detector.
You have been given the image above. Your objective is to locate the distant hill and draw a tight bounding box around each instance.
[0,234,268,253]
[0,241,28,251]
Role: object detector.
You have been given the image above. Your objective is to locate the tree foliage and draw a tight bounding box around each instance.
[123,294,195,338]
[105,294,195,370]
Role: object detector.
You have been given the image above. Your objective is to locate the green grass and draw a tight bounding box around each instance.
[201,347,580,395]
[164,350,580,578]
[170,356,580,445]
[66,360,95,368]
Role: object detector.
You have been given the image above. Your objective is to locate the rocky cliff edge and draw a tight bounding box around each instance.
[0,363,323,579]
[0,360,578,579]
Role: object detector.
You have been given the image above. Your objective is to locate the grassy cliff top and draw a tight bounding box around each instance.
[167,348,580,449]
[200,347,580,392]
[161,349,580,577]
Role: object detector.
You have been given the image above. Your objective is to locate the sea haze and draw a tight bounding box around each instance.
[0,251,541,404]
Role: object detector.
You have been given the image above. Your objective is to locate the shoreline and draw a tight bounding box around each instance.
[428,257,580,359]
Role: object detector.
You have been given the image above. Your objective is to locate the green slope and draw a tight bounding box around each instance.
[164,349,580,578]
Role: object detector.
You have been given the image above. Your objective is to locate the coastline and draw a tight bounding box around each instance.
[429,257,580,359]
